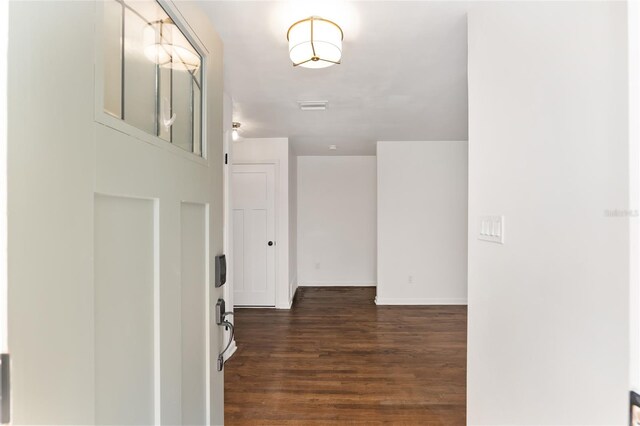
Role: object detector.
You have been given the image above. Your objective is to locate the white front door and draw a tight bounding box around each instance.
[7,1,225,424]
[232,164,277,306]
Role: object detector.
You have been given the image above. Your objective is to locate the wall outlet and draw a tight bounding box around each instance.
[479,216,504,244]
[315,262,320,270]
[408,275,413,284]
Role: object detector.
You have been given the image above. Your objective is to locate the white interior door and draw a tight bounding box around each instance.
[232,164,276,306]
[7,1,225,424]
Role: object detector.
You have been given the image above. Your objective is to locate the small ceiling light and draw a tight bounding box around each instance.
[287,16,343,69]
[232,122,241,141]
[144,18,201,71]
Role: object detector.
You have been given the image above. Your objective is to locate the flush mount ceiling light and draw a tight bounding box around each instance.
[232,122,241,141]
[287,16,343,68]
[144,18,201,71]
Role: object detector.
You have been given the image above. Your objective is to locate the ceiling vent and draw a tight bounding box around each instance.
[298,100,328,111]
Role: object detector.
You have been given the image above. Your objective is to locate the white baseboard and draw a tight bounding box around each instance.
[374,296,467,305]
[237,305,275,309]
[299,282,377,287]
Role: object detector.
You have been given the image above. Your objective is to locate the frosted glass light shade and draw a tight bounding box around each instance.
[287,17,343,68]
[144,19,201,71]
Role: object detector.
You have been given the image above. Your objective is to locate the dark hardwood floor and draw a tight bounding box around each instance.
[224,287,467,425]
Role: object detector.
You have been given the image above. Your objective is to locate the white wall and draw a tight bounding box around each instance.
[233,137,293,308]
[376,141,468,305]
[467,2,629,425]
[297,156,377,286]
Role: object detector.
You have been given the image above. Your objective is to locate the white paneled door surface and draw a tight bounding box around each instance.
[232,164,277,306]
[7,1,225,425]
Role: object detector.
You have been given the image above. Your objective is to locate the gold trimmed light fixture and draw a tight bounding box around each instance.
[232,122,241,141]
[144,18,201,71]
[287,16,343,68]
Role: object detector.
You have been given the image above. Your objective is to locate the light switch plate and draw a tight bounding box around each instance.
[479,216,504,244]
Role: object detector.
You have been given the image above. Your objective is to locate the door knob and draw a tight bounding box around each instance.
[268,241,274,246]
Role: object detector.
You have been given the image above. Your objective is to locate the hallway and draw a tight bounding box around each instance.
[224,287,467,424]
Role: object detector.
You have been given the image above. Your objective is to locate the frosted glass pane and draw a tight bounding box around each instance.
[193,82,202,156]
[102,0,203,156]
[158,67,171,142]
[171,69,193,152]
[103,0,122,118]
[123,6,157,135]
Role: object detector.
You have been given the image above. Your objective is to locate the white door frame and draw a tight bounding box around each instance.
[0,0,8,354]
[222,125,237,358]
[628,0,640,395]
[230,160,280,308]
[0,0,8,421]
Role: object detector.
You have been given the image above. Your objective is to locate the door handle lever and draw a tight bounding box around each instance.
[215,299,235,371]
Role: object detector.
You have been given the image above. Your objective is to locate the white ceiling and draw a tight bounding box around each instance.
[200,1,469,155]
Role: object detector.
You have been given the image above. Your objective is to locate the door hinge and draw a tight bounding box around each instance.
[224,153,228,165]
[0,353,10,424]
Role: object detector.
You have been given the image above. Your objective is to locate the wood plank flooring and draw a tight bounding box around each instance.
[224,287,467,425]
